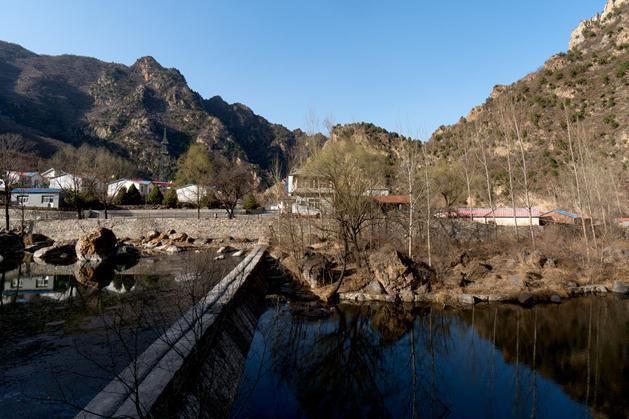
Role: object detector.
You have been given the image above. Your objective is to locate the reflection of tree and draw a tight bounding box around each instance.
[268,306,390,418]
[243,303,456,419]
[462,298,629,418]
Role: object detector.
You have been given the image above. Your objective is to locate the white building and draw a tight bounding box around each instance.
[439,208,542,226]
[176,184,208,204]
[11,188,63,208]
[107,179,153,197]
[49,173,84,191]
[41,168,66,180]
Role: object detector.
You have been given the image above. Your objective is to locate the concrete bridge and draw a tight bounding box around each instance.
[75,245,269,418]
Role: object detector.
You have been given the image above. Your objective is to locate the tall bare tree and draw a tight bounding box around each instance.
[0,134,22,230]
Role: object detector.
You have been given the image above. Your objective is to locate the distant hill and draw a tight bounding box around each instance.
[426,0,628,208]
[0,41,302,179]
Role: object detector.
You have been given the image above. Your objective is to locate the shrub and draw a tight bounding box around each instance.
[243,194,259,211]
[163,188,178,208]
[147,186,163,205]
[113,186,127,205]
[124,184,143,205]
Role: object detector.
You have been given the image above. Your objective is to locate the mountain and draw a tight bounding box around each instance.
[426,0,628,206]
[0,41,301,178]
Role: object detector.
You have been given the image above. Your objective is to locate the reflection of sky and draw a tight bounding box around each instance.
[233,307,592,419]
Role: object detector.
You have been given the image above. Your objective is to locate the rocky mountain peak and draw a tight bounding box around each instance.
[569,0,628,50]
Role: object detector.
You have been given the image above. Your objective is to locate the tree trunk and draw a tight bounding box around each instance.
[4,189,9,230]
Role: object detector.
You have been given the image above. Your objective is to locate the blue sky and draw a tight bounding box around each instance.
[0,0,603,136]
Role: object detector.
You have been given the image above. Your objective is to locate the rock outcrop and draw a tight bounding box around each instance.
[33,241,77,265]
[300,251,333,288]
[76,228,118,262]
[367,244,434,299]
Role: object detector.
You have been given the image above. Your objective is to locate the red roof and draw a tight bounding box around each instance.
[443,208,541,218]
[374,195,410,205]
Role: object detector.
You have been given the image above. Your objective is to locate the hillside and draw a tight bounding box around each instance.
[426,0,628,209]
[0,41,300,178]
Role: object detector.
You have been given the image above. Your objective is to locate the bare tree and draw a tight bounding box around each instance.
[0,134,22,230]
[497,102,520,239]
[212,156,253,219]
[474,124,498,229]
[399,138,422,258]
[509,101,535,248]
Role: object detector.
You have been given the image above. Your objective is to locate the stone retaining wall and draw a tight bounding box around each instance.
[29,217,272,242]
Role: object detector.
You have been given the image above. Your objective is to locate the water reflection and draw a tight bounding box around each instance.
[233,297,628,419]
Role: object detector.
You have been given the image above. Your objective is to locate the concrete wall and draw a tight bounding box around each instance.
[30,216,272,241]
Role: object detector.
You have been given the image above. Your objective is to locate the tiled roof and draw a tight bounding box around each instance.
[12,188,62,194]
[446,208,542,218]
[541,209,579,219]
[374,195,410,204]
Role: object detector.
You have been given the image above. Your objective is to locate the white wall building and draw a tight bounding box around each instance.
[11,188,63,208]
[107,179,153,197]
[176,184,208,204]
[49,173,83,191]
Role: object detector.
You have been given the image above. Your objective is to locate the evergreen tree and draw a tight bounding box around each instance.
[243,194,259,211]
[113,186,127,205]
[125,184,143,205]
[163,188,178,208]
[147,186,164,205]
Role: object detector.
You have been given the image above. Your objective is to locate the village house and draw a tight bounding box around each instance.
[40,168,66,181]
[539,209,591,225]
[11,188,63,209]
[0,171,44,191]
[287,169,389,216]
[107,179,153,197]
[176,184,208,204]
[440,208,542,226]
[48,172,84,191]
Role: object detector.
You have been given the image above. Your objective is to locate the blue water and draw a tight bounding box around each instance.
[232,297,628,419]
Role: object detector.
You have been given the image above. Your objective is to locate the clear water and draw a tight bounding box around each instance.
[232,297,628,419]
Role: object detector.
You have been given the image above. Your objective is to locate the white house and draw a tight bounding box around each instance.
[11,188,63,208]
[49,173,83,191]
[176,184,208,204]
[1,171,44,190]
[107,179,153,197]
[41,168,66,180]
[439,208,542,226]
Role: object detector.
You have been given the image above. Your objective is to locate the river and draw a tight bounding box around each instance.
[231,296,628,419]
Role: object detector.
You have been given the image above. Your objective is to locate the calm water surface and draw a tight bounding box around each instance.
[232,297,628,419]
[0,253,237,418]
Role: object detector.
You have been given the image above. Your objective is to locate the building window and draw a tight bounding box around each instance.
[41,195,55,204]
[10,279,21,289]
[17,195,29,204]
[35,278,50,288]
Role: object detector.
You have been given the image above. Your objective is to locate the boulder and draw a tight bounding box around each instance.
[217,246,237,254]
[164,245,182,254]
[76,228,118,262]
[170,232,188,242]
[300,251,333,288]
[611,281,628,294]
[23,233,53,246]
[367,244,433,296]
[550,294,562,303]
[517,292,534,305]
[364,278,386,295]
[458,294,476,305]
[145,230,160,241]
[33,242,77,265]
[232,249,246,257]
[0,232,24,257]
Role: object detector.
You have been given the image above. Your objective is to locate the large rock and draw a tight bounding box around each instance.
[611,281,628,294]
[367,244,433,297]
[74,262,115,287]
[0,232,24,257]
[300,251,333,288]
[33,242,77,265]
[76,228,118,262]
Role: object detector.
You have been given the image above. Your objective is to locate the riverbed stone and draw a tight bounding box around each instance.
[518,292,534,305]
[76,228,118,262]
[611,281,628,294]
[300,251,333,288]
[367,244,433,296]
[33,242,77,265]
[550,294,562,303]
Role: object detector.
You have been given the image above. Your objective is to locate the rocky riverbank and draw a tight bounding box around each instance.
[271,237,629,308]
